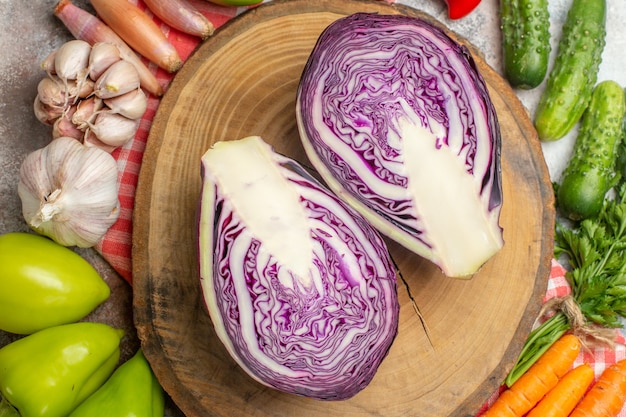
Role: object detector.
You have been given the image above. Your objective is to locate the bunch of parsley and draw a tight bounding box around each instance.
[505,180,626,387]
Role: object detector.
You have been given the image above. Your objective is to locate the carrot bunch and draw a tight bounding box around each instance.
[482,334,582,416]
[506,181,626,387]
[482,334,626,417]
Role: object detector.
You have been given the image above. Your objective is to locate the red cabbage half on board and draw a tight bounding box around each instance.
[197,136,399,400]
[296,13,504,278]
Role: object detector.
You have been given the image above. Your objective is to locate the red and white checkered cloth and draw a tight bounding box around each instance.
[94,0,251,283]
[92,1,626,414]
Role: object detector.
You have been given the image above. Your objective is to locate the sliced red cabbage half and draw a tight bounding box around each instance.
[197,136,399,400]
[296,13,504,278]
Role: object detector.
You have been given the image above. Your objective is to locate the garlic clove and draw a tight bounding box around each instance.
[37,77,67,109]
[40,50,57,77]
[54,39,92,82]
[103,88,147,120]
[66,77,95,100]
[72,96,103,131]
[33,95,64,125]
[93,60,140,99]
[83,130,119,153]
[88,42,122,82]
[88,111,139,148]
[52,106,84,140]
[17,136,120,248]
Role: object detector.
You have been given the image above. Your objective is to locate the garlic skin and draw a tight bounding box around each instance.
[17,136,120,248]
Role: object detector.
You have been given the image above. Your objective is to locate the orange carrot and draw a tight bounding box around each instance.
[54,0,163,97]
[526,363,594,417]
[570,358,626,417]
[482,333,581,417]
[90,0,183,73]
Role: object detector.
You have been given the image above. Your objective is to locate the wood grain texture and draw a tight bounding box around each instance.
[132,1,555,416]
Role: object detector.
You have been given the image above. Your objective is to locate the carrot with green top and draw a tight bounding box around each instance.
[526,363,594,417]
[482,333,581,417]
[570,358,626,417]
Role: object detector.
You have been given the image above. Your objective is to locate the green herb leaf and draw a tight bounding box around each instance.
[507,167,626,386]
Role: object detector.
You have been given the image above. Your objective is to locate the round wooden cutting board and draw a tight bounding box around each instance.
[132,1,555,416]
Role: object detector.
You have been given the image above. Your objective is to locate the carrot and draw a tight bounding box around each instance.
[570,358,626,417]
[482,333,581,417]
[526,363,594,417]
[90,0,183,73]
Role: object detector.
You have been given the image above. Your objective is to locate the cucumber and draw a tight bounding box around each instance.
[500,0,551,89]
[534,0,606,142]
[557,81,626,221]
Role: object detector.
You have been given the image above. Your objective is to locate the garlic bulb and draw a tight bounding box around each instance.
[17,136,120,248]
[34,40,148,152]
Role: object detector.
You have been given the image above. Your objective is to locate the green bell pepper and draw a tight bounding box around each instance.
[0,232,110,334]
[0,397,19,417]
[69,349,164,417]
[0,322,124,417]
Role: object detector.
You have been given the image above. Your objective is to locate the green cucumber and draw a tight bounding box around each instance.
[500,0,551,89]
[557,80,626,221]
[534,0,606,142]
